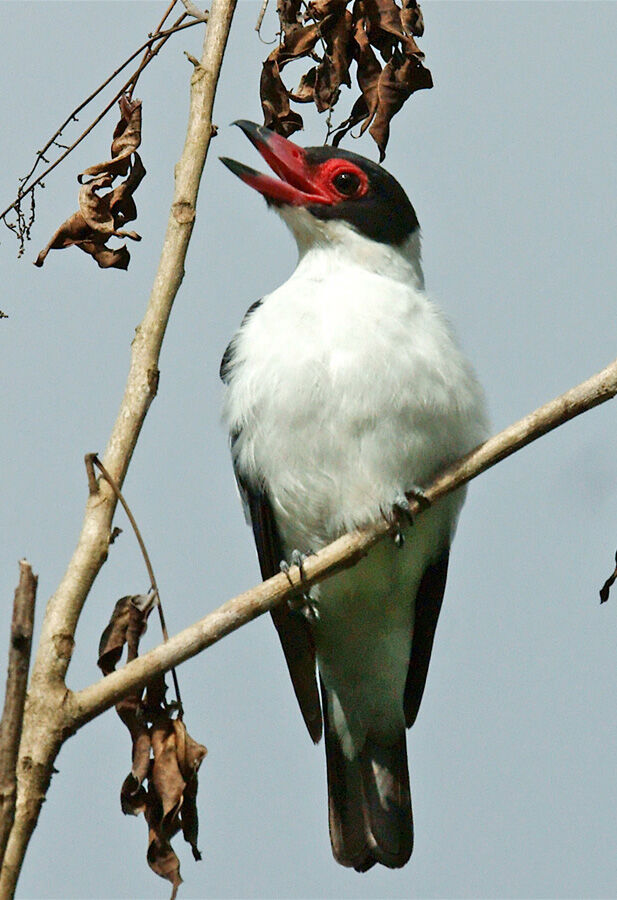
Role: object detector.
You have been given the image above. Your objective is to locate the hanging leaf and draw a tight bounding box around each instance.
[260,0,432,158]
[98,595,207,900]
[35,97,146,269]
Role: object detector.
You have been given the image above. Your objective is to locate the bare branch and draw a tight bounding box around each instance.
[70,355,617,725]
[0,562,36,868]
[0,1,238,894]
[180,0,209,22]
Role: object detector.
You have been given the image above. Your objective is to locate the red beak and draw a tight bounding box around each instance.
[220,121,330,206]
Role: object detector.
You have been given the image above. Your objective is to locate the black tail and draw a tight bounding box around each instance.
[321,683,413,872]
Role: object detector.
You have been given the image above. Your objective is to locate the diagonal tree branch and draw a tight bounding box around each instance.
[68,354,617,725]
[0,2,238,896]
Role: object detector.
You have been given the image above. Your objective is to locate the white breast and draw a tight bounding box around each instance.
[223,240,487,550]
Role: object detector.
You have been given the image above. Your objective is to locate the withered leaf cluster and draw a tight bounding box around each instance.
[98,594,207,900]
[261,0,432,160]
[35,97,145,270]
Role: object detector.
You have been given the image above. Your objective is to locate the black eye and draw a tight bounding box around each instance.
[332,171,362,197]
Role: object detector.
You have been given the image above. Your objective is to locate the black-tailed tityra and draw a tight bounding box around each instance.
[220,121,488,872]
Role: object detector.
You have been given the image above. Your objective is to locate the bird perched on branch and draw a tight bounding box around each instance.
[220,121,488,872]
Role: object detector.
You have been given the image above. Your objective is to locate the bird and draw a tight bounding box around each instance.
[219,121,488,872]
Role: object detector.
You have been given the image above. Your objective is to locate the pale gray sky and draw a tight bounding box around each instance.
[1,2,616,898]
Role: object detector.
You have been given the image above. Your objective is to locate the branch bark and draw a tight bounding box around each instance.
[69,354,617,725]
[0,563,36,868]
[0,2,237,896]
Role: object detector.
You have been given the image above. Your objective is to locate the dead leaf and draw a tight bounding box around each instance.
[369,48,432,160]
[145,785,183,900]
[97,594,155,675]
[400,0,424,36]
[35,97,145,269]
[261,58,305,137]
[261,0,432,157]
[277,0,304,36]
[98,595,207,899]
[81,97,142,180]
[314,11,354,112]
[290,67,318,104]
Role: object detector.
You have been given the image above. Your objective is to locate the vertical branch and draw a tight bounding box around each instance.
[0,1,237,896]
[0,563,36,867]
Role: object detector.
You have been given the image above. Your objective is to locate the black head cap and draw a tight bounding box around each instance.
[303,145,419,246]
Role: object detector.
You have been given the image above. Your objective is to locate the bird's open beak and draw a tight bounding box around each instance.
[220,121,330,206]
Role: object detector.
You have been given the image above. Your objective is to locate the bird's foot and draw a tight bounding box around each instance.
[385,486,431,548]
[406,484,431,510]
[280,550,319,621]
[280,548,313,584]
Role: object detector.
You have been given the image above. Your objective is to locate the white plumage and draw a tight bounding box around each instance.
[223,209,488,755]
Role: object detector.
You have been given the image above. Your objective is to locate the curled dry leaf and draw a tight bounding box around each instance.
[98,596,207,899]
[80,96,142,180]
[35,97,145,269]
[97,593,156,675]
[260,0,432,159]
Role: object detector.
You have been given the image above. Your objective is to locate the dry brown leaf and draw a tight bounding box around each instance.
[369,49,432,160]
[109,152,146,227]
[145,785,183,900]
[98,594,207,899]
[261,0,432,158]
[35,97,145,269]
[151,717,185,835]
[314,11,354,112]
[290,67,318,104]
[81,97,142,179]
[97,594,154,675]
[143,715,206,897]
[277,0,304,35]
[307,0,349,19]
[400,0,424,36]
[261,58,305,137]
[175,720,207,861]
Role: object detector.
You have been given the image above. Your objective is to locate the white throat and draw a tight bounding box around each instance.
[277,205,425,291]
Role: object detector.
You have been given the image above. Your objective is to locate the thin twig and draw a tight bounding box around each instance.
[0,18,200,228]
[0,562,36,868]
[88,454,183,714]
[153,0,180,35]
[71,355,617,724]
[126,10,189,100]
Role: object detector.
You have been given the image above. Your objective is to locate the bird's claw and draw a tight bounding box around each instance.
[386,486,430,548]
[280,550,318,620]
[407,484,431,510]
[280,548,313,583]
